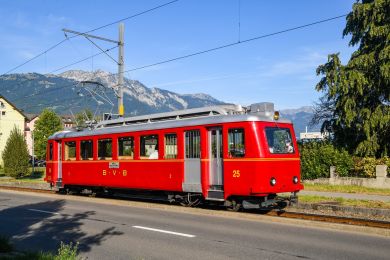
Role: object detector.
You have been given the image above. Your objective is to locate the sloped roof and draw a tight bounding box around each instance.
[0,95,27,119]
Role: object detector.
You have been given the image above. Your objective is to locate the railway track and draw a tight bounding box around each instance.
[1,185,389,229]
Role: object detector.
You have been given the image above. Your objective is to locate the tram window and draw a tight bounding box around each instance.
[80,140,93,160]
[49,143,53,160]
[98,138,112,160]
[185,130,200,158]
[165,134,177,159]
[228,128,245,158]
[140,135,158,159]
[118,136,134,159]
[265,128,294,154]
[65,141,76,160]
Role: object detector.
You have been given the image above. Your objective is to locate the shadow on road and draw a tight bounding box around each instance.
[0,199,123,253]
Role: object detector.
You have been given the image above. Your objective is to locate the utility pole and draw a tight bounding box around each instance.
[63,23,125,117]
[118,23,125,116]
[32,131,34,175]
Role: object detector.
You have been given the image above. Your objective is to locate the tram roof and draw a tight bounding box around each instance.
[49,113,291,140]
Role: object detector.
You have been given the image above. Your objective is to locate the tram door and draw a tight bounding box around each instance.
[56,141,62,188]
[183,130,202,192]
[209,128,223,190]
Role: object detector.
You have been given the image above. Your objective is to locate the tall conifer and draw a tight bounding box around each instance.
[2,126,30,178]
[314,0,390,157]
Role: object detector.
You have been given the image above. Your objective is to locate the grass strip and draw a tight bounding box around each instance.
[303,183,390,196]
[299,195,390,209]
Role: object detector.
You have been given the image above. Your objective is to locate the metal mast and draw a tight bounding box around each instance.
[63,23,125,117]
[118,23,125,116]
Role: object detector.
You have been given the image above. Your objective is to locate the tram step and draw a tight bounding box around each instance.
[207,190,225,201]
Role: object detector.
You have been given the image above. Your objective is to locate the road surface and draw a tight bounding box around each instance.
[0,190,389,259]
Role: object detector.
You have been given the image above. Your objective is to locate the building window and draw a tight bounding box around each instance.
[64,141,76,160]
[165,134,177,159]
[98,139,112,160]
[228,128,245,158]
[1,111,5,116]
[118,137,134,159]
[185,130,200,158]
[80,140,93,160]
[265,127,294,154]
[140,135,158,159]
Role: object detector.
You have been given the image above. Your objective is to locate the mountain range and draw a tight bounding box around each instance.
[0,69,320,135]
[0,70,224,116]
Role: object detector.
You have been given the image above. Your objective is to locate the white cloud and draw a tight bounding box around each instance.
[257,51,328,78]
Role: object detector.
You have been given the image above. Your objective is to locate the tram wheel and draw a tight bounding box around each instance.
[227,199,241,212]
[180,193,201,207]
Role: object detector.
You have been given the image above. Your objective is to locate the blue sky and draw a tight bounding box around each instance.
[0,0,356,109]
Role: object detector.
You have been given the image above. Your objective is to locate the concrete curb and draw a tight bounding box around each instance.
[1,182,389,220]
[0,182,51,190]
[289,202,390,221]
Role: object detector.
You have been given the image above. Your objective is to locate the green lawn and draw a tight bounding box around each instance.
[0,167,46,183]
[303,183,390,196]
[0,236,79,259]
[299,195,390,209]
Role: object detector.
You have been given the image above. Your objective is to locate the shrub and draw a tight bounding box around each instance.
[2,126,30,178]
[54,241,79,260]
[299,141,354,180]
[353,157,390,178]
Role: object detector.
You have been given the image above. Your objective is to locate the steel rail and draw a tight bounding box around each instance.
[1,185,389,229]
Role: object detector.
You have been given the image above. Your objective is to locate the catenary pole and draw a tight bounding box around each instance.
[62,27,124,117]
[118,23,125,116]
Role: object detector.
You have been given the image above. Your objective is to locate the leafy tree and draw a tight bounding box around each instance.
[313,0,390,157]
[75,109,93,127]
[33,109,63,159]
[75,109,101,128]
[2,126,30,178]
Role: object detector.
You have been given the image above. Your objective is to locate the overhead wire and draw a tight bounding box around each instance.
[6,12,348,111]
[1,0,179,108]
[123,14,347,73]
[3,45,118,104]
[49,45,118,74]
[1,0,179,75]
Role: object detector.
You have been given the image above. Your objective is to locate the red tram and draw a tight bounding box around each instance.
[45,102,303,210]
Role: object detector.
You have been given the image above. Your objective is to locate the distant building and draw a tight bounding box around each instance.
[25,114,39,157]
[61,115,75,129]
[0,96,78,164]
[24,115,76,157]
[300,131,328,141]
[0,95,27,165]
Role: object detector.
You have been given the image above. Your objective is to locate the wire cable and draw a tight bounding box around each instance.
[2,0,179,75]
[124,14,347,73]
[1,46,118,103]
[49,45,118,74]
[4,13,347,109]
[11,82,79,103]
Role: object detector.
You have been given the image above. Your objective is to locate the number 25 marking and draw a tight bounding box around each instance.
[233,170,240,178]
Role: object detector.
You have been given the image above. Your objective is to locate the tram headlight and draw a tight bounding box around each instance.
[270,177,276,186]
[273,111,280,121]
[293,176,299,184]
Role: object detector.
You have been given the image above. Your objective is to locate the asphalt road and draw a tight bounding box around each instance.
[0,190,389,260]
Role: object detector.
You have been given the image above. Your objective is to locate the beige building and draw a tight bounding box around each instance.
[0,96,79,164]
[25,114,39,157]
[0,95,27,165]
